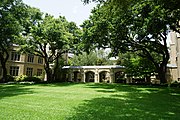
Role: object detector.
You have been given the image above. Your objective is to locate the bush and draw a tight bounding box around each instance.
[23,76,42,83]
[115,78,126,83]
[6,75,15,82]
[15,75,28,82]
[170,81,180,88]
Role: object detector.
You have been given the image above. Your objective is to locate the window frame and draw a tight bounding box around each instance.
[26,67,33,77]
[10,66,19,76]
[11,51,20,61]
[38,57,43,64]
[37,69,43,76]
[27,54,34,63]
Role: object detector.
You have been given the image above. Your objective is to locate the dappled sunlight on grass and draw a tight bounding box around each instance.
[0,83,180,120]
[68,83,180,120]
[0,84,35,100]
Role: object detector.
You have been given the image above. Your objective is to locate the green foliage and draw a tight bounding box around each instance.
[71,52,98,66]
[118,52,156,77]
[0,0,30,81]
[4,75,15,82]
[81,0,180,83]
[21,12,81,81]
[170,81,180,88]
[15,75,28,82]
[23,76,42,83]
[67,22,83,54]
[14,75,42,83]
[71,50,112,66]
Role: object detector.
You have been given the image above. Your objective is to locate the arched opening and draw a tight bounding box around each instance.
[73,71,81,82]
[85,71,95,82]
[99,71,110,83]
[115,71,125,83]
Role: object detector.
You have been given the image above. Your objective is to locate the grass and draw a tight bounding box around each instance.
[0,83,180,120]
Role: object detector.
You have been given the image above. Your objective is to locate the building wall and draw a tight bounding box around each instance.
[177,34,180,81]
[169,31,180,82]
[0,46,44,79]
[169,32,177,65]
[63,66,125,83]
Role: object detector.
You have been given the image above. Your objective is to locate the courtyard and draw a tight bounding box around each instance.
[0,83,180,120]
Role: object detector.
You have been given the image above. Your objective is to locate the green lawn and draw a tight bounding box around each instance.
[0,83,180,120]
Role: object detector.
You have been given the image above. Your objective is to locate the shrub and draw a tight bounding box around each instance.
[23,76,42,83]
[115,78,126,83]
[6,75,15,82]
[15,75,28,82]
[170,81,180,88]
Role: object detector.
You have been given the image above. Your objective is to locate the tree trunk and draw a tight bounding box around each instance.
[145,74,151,84]
[53,58,59,81]
[157,65,167,84]
[44,62,52,82]
[0,51,9,82]
[1,61,7,82]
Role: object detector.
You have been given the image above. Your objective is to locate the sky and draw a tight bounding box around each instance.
[23,0,97,26]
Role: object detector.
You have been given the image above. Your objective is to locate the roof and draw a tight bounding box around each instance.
[167,64,177,68]
[62,65,125,69]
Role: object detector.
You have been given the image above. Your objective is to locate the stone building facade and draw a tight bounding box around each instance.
[62,66,127,83]
[0,45,44,79]
[168,31,180,82]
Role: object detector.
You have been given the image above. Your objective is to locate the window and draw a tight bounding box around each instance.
[38,57,43,64]
[37,69,43,76]
[10,66,19,76]
[26,67,33,76]
[11,51,20,61]
[27,54,34,63]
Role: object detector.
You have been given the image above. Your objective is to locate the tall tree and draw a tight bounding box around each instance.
[82,0,180,83]
[70,50,112,66]
[53,21,82,80]
[71,51,98,66]
[117,52,156,82]
[0,0,29,82]
[21,14,74,81]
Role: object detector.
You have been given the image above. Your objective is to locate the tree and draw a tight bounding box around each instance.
[82,0,180,83]
[117,52,156,82]
[71,51,98,66]
[70,49,112,66]
[21,14,76,81]
[53,21,82,81]
[0,0,29,82]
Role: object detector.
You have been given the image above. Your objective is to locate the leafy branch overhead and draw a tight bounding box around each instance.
[21,13,82,81]
[82,0,180,83]
[0,0,31,82]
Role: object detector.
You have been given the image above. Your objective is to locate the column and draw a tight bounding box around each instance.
[81,72,86,82]
[110,72,114,83]
[127,77,132,83]
[44,73,47,81]
[68,72,72,81]
[95,73,99,83]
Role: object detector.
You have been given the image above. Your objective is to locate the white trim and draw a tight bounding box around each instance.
[62,65,125,69]
[167,64,177,68]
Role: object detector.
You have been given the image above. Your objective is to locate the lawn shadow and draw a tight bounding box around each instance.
[0,84,35,99]
[67,83,180,120]
[36,82,84,87]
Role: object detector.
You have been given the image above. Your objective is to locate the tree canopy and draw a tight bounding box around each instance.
[20,11,82,81]
[117,52,156,80]
[82,0,180,83]
[70,49,113,66]
[0,0,82,82]
[0,0,30,82]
